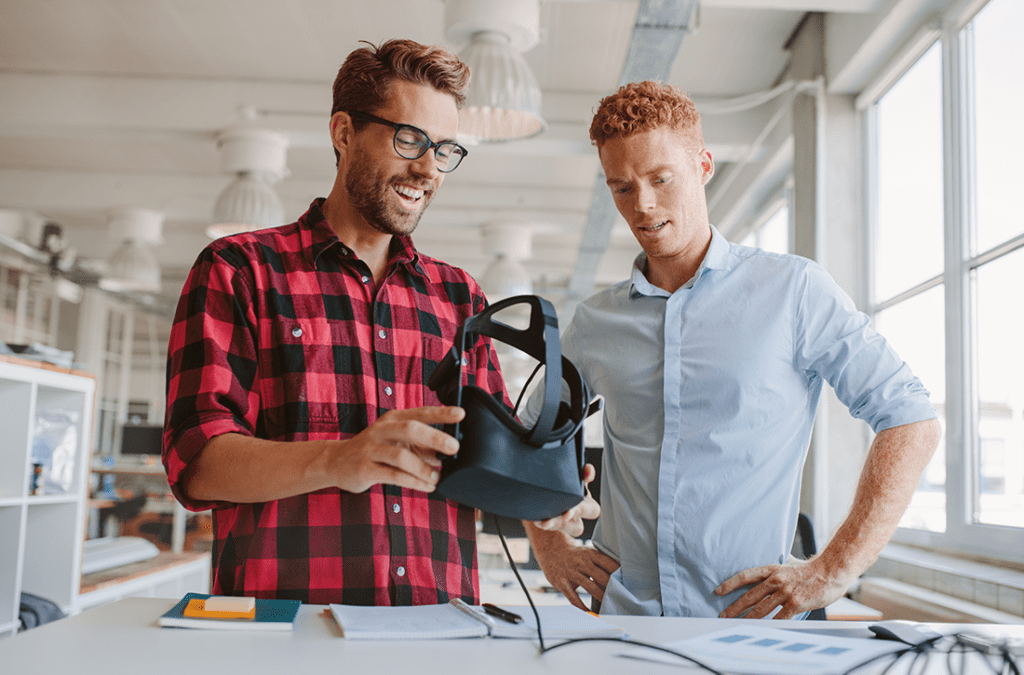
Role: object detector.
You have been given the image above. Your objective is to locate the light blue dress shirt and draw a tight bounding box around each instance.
[523,226,937,617]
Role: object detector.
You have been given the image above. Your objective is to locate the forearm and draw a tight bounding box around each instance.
[815,418,941,581]
[524,519,576,553]
[181,432,336,503]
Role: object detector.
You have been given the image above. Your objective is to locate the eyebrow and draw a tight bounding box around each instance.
[405,121,459,145]
[606,164,676,186]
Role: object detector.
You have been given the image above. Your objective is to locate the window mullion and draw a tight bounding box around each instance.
[942,21,973,543]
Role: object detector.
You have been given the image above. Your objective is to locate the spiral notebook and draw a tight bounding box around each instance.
[329,599,625,640]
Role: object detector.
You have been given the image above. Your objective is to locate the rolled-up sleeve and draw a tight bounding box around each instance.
[794,260,937,433]
[162,246,261,511]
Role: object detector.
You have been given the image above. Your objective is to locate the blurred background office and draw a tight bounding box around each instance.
[0,0,1021,625]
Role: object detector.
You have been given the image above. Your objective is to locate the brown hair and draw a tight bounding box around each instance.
[589,81,704,150]
[331,39,470,163]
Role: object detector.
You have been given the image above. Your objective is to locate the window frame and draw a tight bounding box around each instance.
[863,0,1024,564]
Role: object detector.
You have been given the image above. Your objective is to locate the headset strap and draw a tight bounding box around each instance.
[431,295,569,447]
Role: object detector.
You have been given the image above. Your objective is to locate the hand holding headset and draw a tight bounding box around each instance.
[427,295,599,521]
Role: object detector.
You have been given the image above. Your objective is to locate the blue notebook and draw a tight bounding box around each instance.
[159,592,301,631]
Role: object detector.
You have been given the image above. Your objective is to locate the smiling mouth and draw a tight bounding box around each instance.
[393,184,425,204]
[638,220,668,232]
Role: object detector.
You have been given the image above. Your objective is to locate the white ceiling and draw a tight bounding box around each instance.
[0,0,938,314]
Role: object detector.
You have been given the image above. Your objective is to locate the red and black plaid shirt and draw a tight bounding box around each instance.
[163,199,508,606]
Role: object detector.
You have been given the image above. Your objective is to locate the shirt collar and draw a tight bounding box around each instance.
[303,198,427,278]
[629,224,729,298]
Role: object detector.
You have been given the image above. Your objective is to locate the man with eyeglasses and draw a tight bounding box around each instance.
[163,39,569,606]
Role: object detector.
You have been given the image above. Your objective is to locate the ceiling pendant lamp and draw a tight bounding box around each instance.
[480,220,533,303]
[98,208,164,294]
[445,0,547,144]
[207,114,289,239]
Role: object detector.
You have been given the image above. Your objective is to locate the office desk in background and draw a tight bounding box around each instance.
[2,597,1020,675]
[91,459,190,553]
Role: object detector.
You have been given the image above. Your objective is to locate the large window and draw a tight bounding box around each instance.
[866,0,1024,561]
[740,200,789,254]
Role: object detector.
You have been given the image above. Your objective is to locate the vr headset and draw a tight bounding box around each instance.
[427,295,599,522]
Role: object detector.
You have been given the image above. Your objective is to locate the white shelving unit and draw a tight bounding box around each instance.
[0,357,95,638]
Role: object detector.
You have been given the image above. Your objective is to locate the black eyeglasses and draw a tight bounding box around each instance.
[348,111,468,173]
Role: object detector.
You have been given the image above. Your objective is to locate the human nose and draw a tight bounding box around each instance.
[408,148,441,180]
[634,184,655,212]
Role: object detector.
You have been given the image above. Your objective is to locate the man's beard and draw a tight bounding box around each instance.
[345,154,433,237]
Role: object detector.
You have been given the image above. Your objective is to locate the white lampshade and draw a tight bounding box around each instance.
[207,122,288,238]
[458,31,546,144]
[207,172,285,239]
[445,0,546,144]
[99,240,161,294]
[99,208,163,294]
[482,255,533,302]
[479,221,534,302]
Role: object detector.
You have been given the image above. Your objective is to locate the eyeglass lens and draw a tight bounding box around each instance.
[394,126,465,172]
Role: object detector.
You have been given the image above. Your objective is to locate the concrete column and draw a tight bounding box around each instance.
[788,13,874,541]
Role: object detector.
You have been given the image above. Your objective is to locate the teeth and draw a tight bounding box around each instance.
[395,185,424,201]
[643,221,666,231]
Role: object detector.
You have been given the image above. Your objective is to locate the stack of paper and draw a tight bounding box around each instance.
[620,625,907,675]
[330,600,625,641]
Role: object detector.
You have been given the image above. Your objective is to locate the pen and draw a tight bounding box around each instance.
[482,603,523,624]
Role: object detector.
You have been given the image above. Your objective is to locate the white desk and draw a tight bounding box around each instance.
[2,597,1022,675]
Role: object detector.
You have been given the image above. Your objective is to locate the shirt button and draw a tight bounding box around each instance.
[361,275,370,283]
[396,566,406,577]
[378,329,387,339]
[392,503,401,514]
[291,327,302,338]
[461,355,468,366]
[384,386,393,396]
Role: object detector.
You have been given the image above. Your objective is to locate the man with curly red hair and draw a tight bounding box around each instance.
[523,81,940,620]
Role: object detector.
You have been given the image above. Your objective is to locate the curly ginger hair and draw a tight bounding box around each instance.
[589,81,704,150]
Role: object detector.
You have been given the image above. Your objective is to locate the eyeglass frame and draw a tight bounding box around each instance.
[346,110,468,173]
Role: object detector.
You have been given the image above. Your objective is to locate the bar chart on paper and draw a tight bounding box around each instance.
[619,625,906,675]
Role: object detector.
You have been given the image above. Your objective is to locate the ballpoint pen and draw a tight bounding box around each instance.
[482,603,523,624]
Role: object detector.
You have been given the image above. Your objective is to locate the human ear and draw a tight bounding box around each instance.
[330,111,353,158]
[699,148,715,184]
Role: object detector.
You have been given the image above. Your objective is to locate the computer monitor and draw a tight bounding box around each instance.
[119,424,163,457]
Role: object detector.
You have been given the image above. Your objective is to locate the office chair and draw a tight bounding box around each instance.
[792,512,828,620]
[97,493,148,538]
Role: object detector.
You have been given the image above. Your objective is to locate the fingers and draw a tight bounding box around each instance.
[719,580,777,619]
[533,506,585,536]
[560,587,590,612]
[715,565,771,597]
[336,406,464,493]
[387,406,464,457]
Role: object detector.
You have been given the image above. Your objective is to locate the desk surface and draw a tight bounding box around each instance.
[2,597,1021,675]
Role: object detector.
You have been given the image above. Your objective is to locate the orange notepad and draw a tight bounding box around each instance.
[160,593,301,631]
[183,597,256,620]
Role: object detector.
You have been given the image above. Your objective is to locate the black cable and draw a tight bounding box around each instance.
[492,519,1022,675]
[837,633,1023,675]
[492,516,545,652]
[491,512,727,674]
[511,361,543,415]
